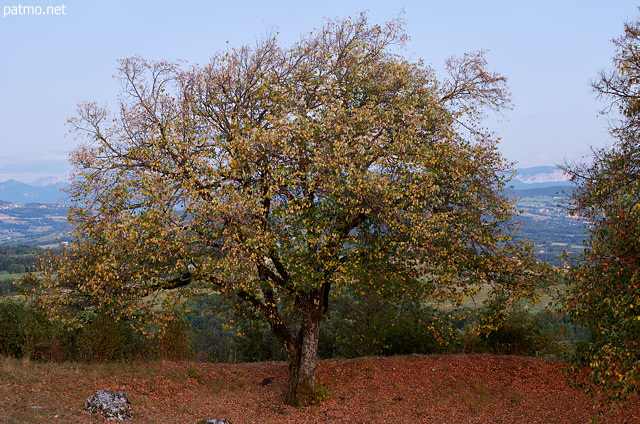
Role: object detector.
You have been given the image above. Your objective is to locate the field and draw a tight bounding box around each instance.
[0,204,70,246]
[0,272,20,281]
[1,354,639,423]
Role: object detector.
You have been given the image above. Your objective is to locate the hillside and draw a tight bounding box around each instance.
[2,354,638,423]
[0,167,569,205]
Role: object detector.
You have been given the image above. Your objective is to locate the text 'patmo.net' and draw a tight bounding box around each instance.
[4,4,67,18]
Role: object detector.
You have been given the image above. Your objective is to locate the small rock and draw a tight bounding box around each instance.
[197,419,233,424]
[84,390,133,422]
[259,376,276,386]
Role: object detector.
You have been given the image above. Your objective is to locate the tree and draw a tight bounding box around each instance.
[35,14,541,405]
[564,14,640,407]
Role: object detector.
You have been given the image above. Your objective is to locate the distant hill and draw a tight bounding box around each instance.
[0,179,70,205]
[508,166,571,190]
[1,167,569,205]
[30,175,70,187]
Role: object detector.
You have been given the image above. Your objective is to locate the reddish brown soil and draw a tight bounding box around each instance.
[1,354,638,423]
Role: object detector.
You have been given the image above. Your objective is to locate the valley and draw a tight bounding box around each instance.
[0,201,71,247]
[0,168,585,266]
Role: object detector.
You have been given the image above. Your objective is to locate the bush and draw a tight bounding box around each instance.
[0,300,30,357]
[186,306,235,362]
[157,313,193,361]
[186,290,461,363]
[185,294,286,363]
[467,307,565,357]
[0,279,18,296]
[319,290,459,359]
[7,263,26,274]
[77,311,141,362]
[230,313,286,362]
[0,299,183,363]
[0,300,70,361]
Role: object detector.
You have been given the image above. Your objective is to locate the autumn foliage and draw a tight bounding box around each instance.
[29,13,546,405]
[564,14,640,407]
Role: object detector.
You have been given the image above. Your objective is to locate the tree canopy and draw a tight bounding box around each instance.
[32,13,543,405]
[564,14,640,407]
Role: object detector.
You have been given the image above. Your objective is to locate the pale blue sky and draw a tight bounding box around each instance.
[0,0,636,182]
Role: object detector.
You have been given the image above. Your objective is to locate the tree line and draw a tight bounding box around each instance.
[0,245,43,273]
[0,246,44,295]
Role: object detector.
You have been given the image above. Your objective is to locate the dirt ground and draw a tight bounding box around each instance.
[1,354,638,423]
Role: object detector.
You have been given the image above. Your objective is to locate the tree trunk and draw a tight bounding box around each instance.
[285,313,322,406]
[253,281,330,406]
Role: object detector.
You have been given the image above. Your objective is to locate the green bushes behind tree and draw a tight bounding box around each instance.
[466,308,567,357]
[1,287,587,364]
[183,290,583,363]
[318,291,459,359]
[0,300,192,362]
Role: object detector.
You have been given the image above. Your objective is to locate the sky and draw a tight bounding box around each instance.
[0,0,637,183]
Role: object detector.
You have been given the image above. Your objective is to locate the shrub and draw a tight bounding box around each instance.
[157,313,193,361]
[0,300,30,357]
[319,290,459,359]
[185,294,286,363]
[77,311,140,362]
[0,300,71,361]
[468,307,565,357]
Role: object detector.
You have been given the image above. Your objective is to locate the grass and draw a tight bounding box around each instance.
[426,283,557,314]
[0,272,21,281]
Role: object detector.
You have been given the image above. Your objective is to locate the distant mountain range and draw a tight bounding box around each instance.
[0,166,571,205]
[0,179,70,205]
[508,166,571,190]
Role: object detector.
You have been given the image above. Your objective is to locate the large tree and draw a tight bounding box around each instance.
[37,14,540,405]
[564,14,640,407]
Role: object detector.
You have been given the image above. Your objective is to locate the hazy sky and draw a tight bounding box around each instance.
[0,0,637,182]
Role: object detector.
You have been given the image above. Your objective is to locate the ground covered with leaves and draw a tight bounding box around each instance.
[1,354,638,423]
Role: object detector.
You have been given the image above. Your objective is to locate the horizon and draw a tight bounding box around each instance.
[0,165,569,187]
[2,1,635,182]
